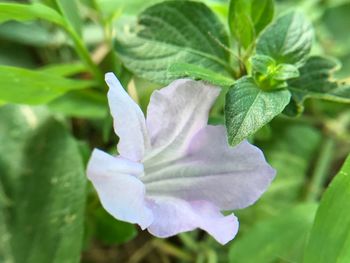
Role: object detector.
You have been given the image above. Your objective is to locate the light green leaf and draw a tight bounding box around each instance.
[286,56,350,116]
[228,0,274,48]
[273,64,299,80]
[225,77,291,145]
[304,155,350,263]
[40,62,88,76]
[115,0,231,84]
[256,11,313,66]
[0,66,94,104]
[0,3,65,26]
[251,0,274,35]
[250,54,275,75]
[229,204,318,263]
[168,63,235,87]
[56,0,82,35]
[48,90,108,118]
[0,105,86,263]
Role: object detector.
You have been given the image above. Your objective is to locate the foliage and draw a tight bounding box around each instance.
[0,0,349,262]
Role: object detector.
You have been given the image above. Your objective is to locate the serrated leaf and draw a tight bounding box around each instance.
[168,63,235,87]
[0,105,86,263]
[228,0,274,48]
[256,11,313,66]
[225,77,291,145]
[115,0,231,84]
[286,56,350,116]
[304,155,350,263]
[0,66,94,104]
[0,3,65,26]
[250,54,275,75]
[229,204,318,263]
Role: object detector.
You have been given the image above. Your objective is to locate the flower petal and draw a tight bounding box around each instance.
[145,79,220,163]
[143,125,275,210]
[87,149,153,229]
[147,197,238,245]
[105,73,150,161]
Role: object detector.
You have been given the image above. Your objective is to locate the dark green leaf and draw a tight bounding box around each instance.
[304,155,350,263]
[256,11,313,66]
[225,77,291,145]
[94,207,137,245]
[286,56,350,116]
[0,105,86,263]
[229,204,318,263]
[115,0,231,84]
[251,0,274,35]
[168,63,235,87]
[0,66,94,104]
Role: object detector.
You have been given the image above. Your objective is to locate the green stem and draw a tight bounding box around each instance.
[65,25,104,83]
[152,239,193,261]
[305,137,335,201]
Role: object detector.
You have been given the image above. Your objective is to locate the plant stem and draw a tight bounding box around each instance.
[152,239,193,261]
[305,137,335,201]
[65,25,104,83]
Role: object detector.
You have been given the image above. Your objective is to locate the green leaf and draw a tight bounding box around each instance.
[56,0,82,35]
[40,62,88,76]
[48,90,108,118]
[256,11,313,66]
[251,0,274,35]
[0,66,94,104]
[168,63,235,87]
[229,204,318,263]
[225,77,291,145]
[259,122,322,204]
[286,56,350,116]
[0,105,86,263]
[0,21,65,47]
[228,0,274,48]
[273,64,299,80]
[0,3,65,26]
[94,207,137,245]
[251,54,299,82]
[304,155,350,263]
[115,0,231,84]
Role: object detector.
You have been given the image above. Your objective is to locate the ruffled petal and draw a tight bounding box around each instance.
[87,149,153,229]
[105,73,150,161]
[147,197,238,245]
[145,79,220,163]
[143,125,275,210]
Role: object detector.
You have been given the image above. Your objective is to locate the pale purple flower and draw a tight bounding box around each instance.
[87,73,275,244]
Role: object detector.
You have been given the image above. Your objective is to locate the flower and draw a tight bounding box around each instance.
[87,73,275,244]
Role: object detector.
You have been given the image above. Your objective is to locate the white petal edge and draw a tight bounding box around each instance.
[146,197,238,245]
[87,149,153,229]
[105,73,150,161]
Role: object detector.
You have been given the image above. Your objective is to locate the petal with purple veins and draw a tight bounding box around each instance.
[145,79,220,163]
[143,125,275,210]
